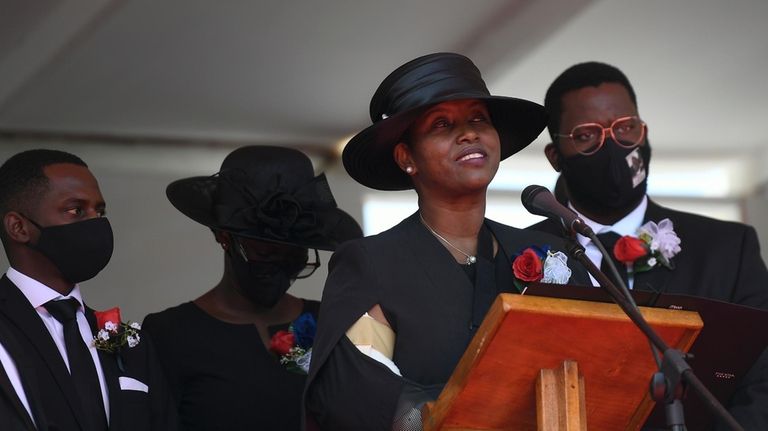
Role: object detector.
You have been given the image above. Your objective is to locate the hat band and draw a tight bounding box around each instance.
[374,55,490,122]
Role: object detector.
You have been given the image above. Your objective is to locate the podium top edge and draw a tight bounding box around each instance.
[498,293,703,328]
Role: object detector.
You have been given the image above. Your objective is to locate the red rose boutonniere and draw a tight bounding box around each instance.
[613,219,682,274]
[513,248,544,282]
[92,307,141,353]
[614,236,647,264]
[511,245,572,292]
[269,312,317,374]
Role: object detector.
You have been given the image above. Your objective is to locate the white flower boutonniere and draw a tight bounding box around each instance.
[92,307,141,353]
[541,251,572,284]
[613,218,682,273]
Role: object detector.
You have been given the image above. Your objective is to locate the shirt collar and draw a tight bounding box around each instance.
[569,195,648,246]
[6,267,84,310]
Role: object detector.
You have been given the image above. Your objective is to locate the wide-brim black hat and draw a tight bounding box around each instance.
[166,146,362,251]
[343,52,548,191]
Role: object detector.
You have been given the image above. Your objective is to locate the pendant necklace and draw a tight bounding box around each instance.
[419,213,477,265]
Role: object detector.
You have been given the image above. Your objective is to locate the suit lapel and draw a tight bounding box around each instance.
[632,201,675,295]
[0,276,89,430]
[85,308,122,431]
[0,318,50,431]
[0,334,37,431]
[486,219,536,268]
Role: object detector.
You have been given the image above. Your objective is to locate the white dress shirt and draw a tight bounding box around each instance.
[0,340,35,425]
[7,267,110,422]
[570,196,648,288]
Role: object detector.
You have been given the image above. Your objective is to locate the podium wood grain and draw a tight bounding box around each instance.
[422,294,702,431]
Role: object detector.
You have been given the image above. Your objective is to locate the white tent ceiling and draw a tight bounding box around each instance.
[1,0,767,189]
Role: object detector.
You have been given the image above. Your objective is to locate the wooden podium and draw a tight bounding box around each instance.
[422,294,703,430]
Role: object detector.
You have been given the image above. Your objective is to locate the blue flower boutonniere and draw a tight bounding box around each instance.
[268,312,317,374]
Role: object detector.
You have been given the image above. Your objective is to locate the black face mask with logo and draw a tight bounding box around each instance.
[227,248,307,308]
[559,139,652,214]
[24,216,114,284]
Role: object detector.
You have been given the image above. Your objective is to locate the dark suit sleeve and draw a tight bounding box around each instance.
[730,225,768,309]
[714,347,768,431]
[716,226,768,429]
[305,240,408,431]
[307,337,407,431]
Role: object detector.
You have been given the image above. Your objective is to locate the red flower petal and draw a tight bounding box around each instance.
[95,307,121,332]
[613,236,648,264]
[512,248,544,282]
[269,330,295,356]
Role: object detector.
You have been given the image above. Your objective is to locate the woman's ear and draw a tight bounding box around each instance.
[544,142,561,172]
[393,142,416,175]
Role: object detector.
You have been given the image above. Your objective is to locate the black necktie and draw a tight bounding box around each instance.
[595,231,629,288]
[44,298,107,431]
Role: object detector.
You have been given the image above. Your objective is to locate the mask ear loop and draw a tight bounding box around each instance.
[15,212,45,247]
[230,236,250,262]
[16,212,45,230]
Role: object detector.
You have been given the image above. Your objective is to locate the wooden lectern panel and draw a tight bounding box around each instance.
[536,360,587,431]
[422,294,702,431]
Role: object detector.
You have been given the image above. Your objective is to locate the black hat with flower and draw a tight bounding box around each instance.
[166,145,362,250]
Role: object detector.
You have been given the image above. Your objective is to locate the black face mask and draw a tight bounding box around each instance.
[228,248,307,308]
[25,216,114,284]
[559,139,652,213]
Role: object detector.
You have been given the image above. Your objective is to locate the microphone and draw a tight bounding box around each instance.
[521,185,594,236]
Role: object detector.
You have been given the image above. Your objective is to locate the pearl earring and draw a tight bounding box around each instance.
[405,166,414,174]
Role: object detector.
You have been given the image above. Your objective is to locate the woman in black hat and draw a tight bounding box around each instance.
[304,53,589,430]
[142,146,361,431]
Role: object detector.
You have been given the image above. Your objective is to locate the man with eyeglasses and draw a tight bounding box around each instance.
[142,146,362,430]
[530,61,768,430]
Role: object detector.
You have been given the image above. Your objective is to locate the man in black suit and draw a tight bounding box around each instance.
[0,149,176,430]
[530,62,768,429]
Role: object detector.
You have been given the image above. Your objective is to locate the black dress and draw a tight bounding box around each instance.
[143,299,320,431]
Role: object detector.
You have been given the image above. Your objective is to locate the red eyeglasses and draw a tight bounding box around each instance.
[555,116,647,155]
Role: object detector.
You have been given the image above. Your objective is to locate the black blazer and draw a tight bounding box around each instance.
[529,199,768,429]
[0,275,177,431]
[305,213,589,429]
[529,199,768,307]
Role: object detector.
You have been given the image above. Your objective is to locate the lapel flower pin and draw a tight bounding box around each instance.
[511,245,572,292]
[92,307,141,353]
[269,312,317,374]
[613,218,681,273]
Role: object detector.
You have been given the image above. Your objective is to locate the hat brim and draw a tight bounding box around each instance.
[166,176,362,251]
[343,95,547,191]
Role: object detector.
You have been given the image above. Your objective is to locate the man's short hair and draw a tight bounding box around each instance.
[0,149,88,219]
[544,61,638,142]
